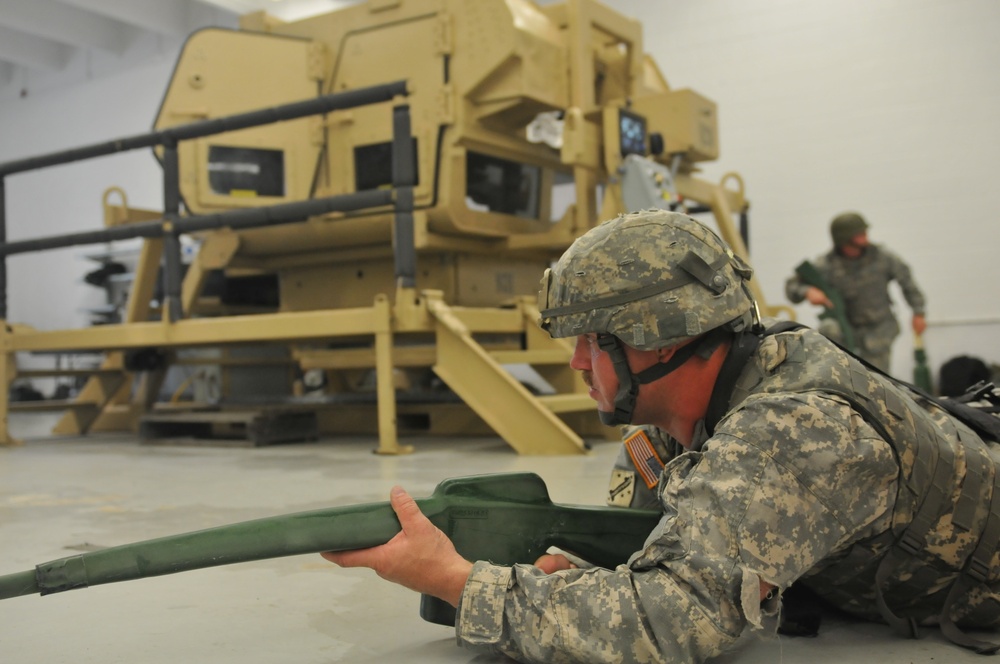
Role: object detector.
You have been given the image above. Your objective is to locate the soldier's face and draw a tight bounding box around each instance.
[571,334,619,414]
[571,334,662,420]
[841,232,869,257]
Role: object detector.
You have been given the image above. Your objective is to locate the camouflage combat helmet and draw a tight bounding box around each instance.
[830,211,869,247]
[538,209,758,425]
[539,209,756,349]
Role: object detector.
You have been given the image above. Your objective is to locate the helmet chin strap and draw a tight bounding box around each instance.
[595,329,729,426]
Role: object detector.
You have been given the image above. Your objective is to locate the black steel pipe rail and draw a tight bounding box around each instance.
[0,81,408,178]
[0,80,411,321]
[0,189,394,257]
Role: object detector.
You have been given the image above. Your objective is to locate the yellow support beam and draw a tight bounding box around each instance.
[372,294,410,455]
[0,323,19,446]
[8,307,385,353]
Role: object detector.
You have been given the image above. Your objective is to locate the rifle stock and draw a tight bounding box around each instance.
[0,472,660,626]
[794,260,857,352]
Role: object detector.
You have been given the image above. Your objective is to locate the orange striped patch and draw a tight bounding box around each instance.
[624,429,665,489]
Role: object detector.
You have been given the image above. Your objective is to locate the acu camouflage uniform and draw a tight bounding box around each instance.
[453,210,999,664]
[784,243,926,372]
[456,324,1000,663]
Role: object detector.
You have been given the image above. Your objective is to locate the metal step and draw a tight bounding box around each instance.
[139,407,319,447]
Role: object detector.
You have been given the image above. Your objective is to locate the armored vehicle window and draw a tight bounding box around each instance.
[465,152,540,220]
[207,146,285,197]
[354,139,419,192]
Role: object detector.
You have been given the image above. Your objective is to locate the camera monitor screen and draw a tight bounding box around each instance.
[619,109,647,157]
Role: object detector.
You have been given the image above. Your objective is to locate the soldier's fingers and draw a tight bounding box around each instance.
[389,485,429,534]
[322,548,379,568]
[534,553,577,574]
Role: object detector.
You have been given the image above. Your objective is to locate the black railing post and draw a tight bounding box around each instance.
[392,104,416,289]
[0,177,6,320]
[740,209,750,255]
[161,139,183,322]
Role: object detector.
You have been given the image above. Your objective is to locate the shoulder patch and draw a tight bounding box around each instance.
[607,469,636,507]
[624,429,665,489]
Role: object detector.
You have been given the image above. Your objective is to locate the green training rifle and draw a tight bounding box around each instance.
[0,472,660,626]
[794,259,857,353]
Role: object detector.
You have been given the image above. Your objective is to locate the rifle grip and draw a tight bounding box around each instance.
[419,593,457,626]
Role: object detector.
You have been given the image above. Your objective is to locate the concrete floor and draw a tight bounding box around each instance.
[0,413,991,663]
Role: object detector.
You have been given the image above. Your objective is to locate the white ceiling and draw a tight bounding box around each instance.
[0,0,355,90]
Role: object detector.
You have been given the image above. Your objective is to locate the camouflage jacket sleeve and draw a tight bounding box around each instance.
[784,254,829,303]
[882,247,926,316]
[453,392,899,664]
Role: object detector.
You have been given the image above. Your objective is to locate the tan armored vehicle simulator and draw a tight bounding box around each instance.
[0,0,774,454]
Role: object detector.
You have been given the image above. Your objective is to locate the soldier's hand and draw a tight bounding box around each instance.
[322,486,473,607]
[534,553,578,574]
[912,314,927,335]
[804,286,833,309]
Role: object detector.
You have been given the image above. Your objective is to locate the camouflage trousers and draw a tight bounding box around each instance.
[818,316,900,374]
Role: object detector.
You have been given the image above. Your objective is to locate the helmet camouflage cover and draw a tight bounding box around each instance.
[538,209,756,350]
[830,211,869,247]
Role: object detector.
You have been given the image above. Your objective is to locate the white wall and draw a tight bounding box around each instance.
[2,59,174,327]
[606,0,1000,384]
[1,0,998,387]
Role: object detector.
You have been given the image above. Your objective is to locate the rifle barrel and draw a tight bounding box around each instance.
[0,473,661,605]
[0,501,403,599]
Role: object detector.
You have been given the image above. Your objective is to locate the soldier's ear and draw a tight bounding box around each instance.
[655,345,676,362]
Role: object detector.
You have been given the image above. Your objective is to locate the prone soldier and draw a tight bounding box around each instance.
[324,210,1000,663]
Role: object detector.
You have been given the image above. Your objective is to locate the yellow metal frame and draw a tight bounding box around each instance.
[1,281,593,455]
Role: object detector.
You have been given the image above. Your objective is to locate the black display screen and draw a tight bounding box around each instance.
[619,109,647,157]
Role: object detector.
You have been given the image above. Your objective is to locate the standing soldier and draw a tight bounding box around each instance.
[784,211,926,373]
